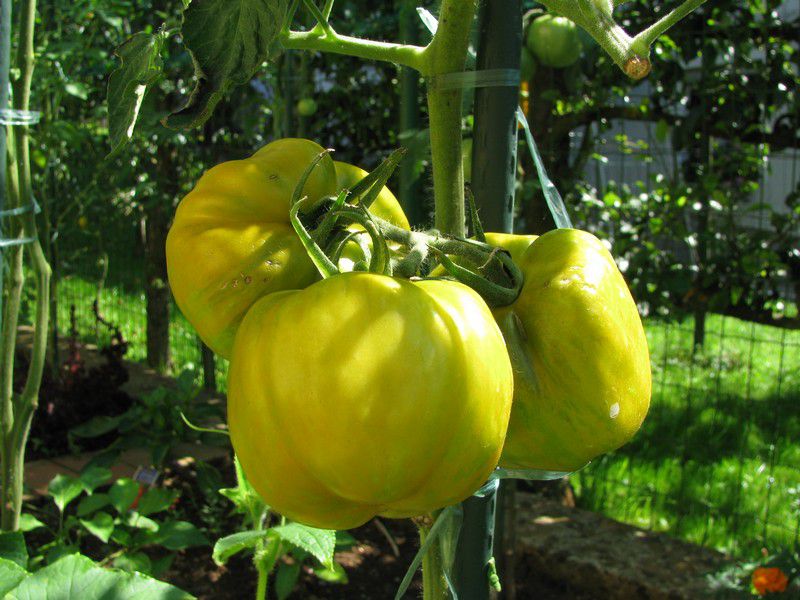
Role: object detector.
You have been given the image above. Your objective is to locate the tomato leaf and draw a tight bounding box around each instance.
[107,31,166,158]
[312,561,348,584]
[212,530,267,566]
[164,0,288,129]
[271,523,336,570]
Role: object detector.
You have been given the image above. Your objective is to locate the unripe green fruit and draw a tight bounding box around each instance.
[296,98,317,117]
[525,15,582,69]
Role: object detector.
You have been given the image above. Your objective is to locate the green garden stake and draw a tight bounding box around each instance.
[452,1,522,598]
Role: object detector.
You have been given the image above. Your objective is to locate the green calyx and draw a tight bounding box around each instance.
[288,150,524,308]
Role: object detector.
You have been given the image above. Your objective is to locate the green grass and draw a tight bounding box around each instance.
[573,314,800,557]
[43,275,800,558]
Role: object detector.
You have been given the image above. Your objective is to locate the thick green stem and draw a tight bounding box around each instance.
[423,0,475,236]
[255,562,269,600]
[0,0,48,532]
[281,29,426,72]
[540,0,708,78]
[0,0,12,337]
[633,0,708,48]
[419,520,448,600]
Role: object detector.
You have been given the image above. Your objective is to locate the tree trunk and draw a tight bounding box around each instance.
[144,145,177,373]
[144,200,170,372]
[200,339,216,391]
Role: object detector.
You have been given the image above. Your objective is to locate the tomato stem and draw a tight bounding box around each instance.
[290,202,340,279]
[423,0,476,236]
[418,518,449,600]
[0,0,51,531]
[331,207,392,276]
[539,0,707,79]
[281,29,427,72]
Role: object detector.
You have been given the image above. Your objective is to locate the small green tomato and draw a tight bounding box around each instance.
[525,15,582,69]
[296,98,318,117]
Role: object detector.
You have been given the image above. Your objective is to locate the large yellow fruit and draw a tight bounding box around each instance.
[166,139,410,359]
[491,229,651,472]
[227,272,514,529]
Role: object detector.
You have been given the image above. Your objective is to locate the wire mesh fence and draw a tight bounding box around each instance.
[18,2,800,562]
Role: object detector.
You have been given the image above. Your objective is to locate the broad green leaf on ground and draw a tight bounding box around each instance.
[0,558,28,595]
[5,553,193,600]
[271,523,336,569]
[113,552,152,576]
[150,521,208,551]
[136,488,179,516]
[109,478,140,514]
[164,0,289,129]
[121,512,159,533]
[80,512,115,543]
[107,31,166,157]
[0,533,27,569]
[48,474,84,513]
[212,530,268,566]
[70,415,124,439]
[77,493,111,517]
[79,466,113,494]
[275,561,301,600]
[18,514,45,532]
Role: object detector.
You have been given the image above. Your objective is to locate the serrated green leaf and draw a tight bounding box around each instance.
[109,479,141,514]
[0,557,28,595]
[107,31,165,157]
[164,0,288,129]
[48,474,85,513]
[80,512,115,544]
[275,561,301,600]
[0,532,27,569]
[271,523,335,569]
[5,553,194,599]
[77,493,111,517]
[212,530,267,566]
[18,514,45,533]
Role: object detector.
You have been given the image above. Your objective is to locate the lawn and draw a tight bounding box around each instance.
[574,314,800,557]
[49,273,800,558]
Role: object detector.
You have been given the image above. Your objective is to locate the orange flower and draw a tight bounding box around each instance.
[752,567,789,595]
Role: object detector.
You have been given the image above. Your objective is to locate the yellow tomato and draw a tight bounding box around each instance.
[228,272,514,529]
[491,229,651,472]
[166,139,338,359]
